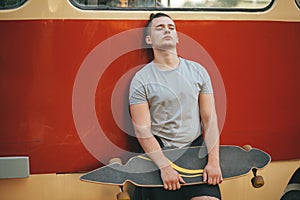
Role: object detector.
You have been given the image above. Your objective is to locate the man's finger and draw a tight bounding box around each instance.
[171,183,177,190]
[164,183,168,190]
[176,181,181,190]
[203,170,208,182]
[179,175,186,184]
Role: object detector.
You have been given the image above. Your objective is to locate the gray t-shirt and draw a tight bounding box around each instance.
[129,58,213,148]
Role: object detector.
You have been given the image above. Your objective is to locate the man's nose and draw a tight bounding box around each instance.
[164,27,171,33]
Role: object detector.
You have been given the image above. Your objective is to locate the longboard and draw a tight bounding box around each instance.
[81,145,270,189]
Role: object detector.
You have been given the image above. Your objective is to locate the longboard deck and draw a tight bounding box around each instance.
[80,145,271,187]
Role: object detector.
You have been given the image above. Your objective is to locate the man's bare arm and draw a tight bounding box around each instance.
[199,93,223,185]
[130,103,185,190]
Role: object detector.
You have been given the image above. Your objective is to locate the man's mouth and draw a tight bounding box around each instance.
[163,36,172,40]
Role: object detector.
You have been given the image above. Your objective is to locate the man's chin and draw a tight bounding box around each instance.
[155,43,177,51]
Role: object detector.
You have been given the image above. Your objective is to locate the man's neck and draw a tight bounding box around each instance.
[153,48,179,70]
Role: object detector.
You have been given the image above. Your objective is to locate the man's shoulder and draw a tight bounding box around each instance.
[180,58,206,72]
[130,62,154,84]
[135,62,153,76]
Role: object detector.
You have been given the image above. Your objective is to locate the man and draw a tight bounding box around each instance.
[129,13,222,200]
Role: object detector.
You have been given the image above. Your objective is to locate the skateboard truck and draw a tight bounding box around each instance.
[251,168,264,188]
[116,186,130,200]
[242,145,265,188]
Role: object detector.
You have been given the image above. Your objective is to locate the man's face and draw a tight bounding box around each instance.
[146,16,179,51]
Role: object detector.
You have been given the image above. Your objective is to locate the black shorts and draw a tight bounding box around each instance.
[133,135,222,200]
[133,184,221,200]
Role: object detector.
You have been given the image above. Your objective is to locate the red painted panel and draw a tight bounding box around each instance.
[0,20,299,174]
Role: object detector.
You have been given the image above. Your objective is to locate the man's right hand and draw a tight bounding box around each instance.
[160,165,186,190]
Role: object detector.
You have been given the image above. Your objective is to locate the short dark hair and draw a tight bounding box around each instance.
[144,13,173,37]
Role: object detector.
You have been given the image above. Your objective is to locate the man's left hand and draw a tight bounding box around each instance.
[203,161,223,185]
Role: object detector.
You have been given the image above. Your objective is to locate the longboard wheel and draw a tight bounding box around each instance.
[116,191,130,200]
[242,145,252,151]
[251,175,264,188]
[109,158,122,165]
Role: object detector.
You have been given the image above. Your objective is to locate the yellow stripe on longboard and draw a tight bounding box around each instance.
[179,173,203,178]
[137,155,204,175]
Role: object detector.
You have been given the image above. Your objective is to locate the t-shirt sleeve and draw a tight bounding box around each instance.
[129,74,148,105]
[199,66,214,94]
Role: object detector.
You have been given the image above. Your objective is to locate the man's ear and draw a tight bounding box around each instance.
[145,35,152,45]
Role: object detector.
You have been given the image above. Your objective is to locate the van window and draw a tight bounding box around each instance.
[70,0,273,10]
[0,0,27,10]
[296,0,300,9]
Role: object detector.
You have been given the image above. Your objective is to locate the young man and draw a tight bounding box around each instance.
[129,13,222,200]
